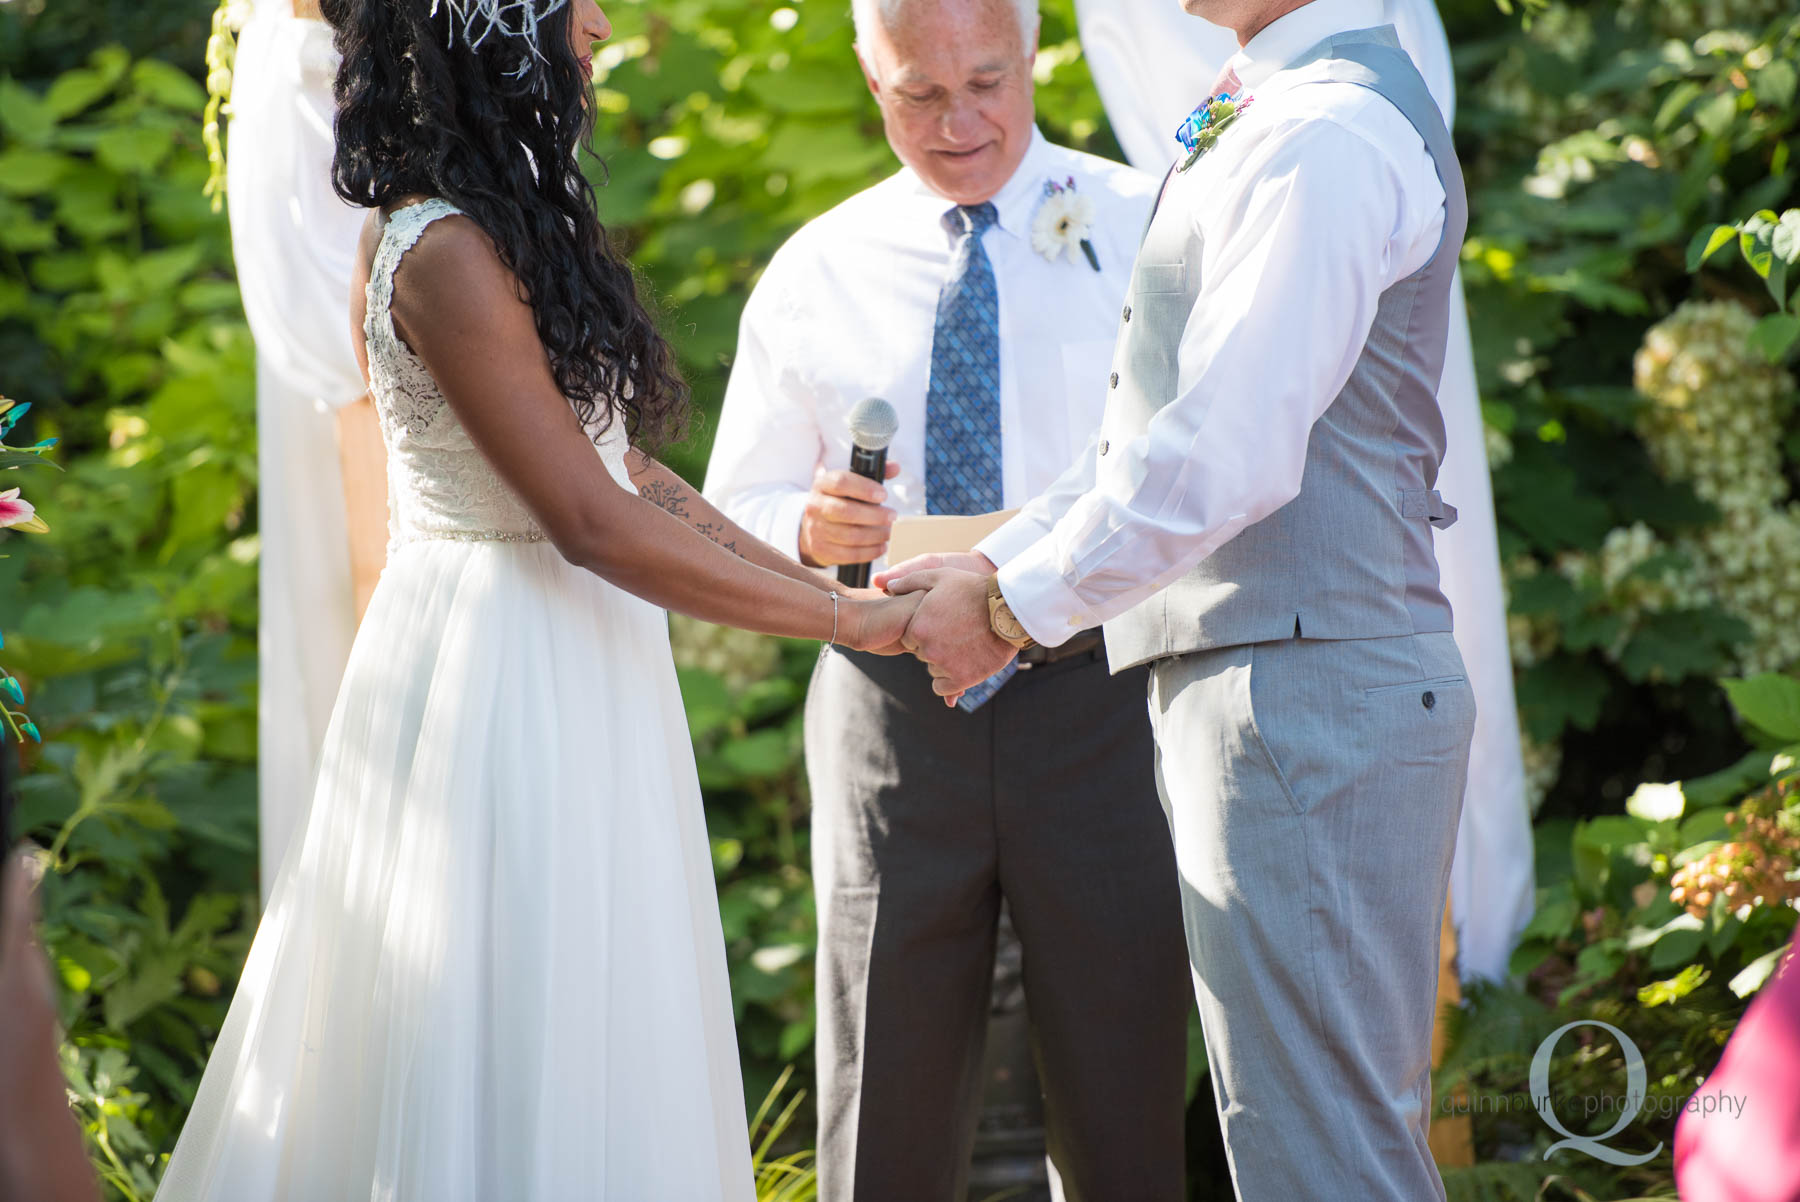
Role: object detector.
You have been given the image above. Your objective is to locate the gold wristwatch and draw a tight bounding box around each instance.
[986,574,1037,650]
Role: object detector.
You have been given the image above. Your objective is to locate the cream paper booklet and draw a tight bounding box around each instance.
[885,510,1019,566]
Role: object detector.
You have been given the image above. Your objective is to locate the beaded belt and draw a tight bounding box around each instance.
[390,528,549,548]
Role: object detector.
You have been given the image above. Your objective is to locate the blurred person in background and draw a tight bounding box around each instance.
[1676,932,1800,1202]
[1,825,100,1202]
[224,0,385,899]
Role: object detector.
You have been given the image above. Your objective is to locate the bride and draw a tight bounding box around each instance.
[154,0,918,1197]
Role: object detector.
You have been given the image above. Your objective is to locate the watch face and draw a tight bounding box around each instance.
[993,604,1028,643]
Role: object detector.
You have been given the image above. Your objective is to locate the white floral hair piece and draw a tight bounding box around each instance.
[429,0,571,75]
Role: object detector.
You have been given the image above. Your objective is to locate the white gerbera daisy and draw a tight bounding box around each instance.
[1031,190,1096,265]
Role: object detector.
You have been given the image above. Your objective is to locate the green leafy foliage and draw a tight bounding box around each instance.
[4,1,1799,1200]
[1441,681,1798,1201]
[1692,206,1800,359]
[749,1066,819,1202]
[0,394,58,742]
[1446,0,1800,821]
[1723,671,1800,741]
[1,23,257,1196]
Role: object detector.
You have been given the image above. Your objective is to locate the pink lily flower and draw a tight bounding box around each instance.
[0,487,47,533]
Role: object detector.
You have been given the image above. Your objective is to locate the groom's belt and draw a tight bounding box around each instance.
[1017,628,1104,669]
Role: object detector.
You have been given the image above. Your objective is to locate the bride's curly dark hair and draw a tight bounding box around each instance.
[320,0,688,449]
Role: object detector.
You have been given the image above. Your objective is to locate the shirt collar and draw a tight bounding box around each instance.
[903,125,1054,242]
[1226,0,1384,93]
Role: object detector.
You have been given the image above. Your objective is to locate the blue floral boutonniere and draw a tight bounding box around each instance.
[1175,91,1255,173]
[1032,176,1101,272]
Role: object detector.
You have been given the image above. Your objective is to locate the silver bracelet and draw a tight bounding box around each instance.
[828,590,840,647]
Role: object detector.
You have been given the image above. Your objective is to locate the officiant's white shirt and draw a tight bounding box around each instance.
[981,0,1449,643]
[703,128,1156,562]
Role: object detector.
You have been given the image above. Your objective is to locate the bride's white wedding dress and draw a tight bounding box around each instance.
[157,198,755,1201]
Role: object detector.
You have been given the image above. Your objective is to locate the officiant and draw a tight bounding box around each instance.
[701,0,1188,1197]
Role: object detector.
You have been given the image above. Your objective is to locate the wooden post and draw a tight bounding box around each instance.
[1428,892,1475,1167]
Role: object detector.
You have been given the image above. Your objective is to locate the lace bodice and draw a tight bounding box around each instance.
[365,198,636,548]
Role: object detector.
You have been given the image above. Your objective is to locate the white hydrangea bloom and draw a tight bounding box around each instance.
[1633,300,1791,515]
[1685,506,1800,674]
[1622,299,1800,674]
[1521,732,1563,817]
[668,614,783,695]
[1548,527,1706,665]
[1484,423,1515,470]
[1504,557,1563,668]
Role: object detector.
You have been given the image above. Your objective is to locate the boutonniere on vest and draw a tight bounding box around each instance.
[1175,92,1255,173]
[1032,177,1101,272]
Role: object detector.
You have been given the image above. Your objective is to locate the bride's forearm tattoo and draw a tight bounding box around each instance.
[642,477,742,556]
[696,522,741,556]
[639,478,689,519]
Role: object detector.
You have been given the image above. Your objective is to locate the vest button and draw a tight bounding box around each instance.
[1422,691,1436,710]
[1098,439,1111,456]
[1123,305,1132,322]
[1110,372,1120,388]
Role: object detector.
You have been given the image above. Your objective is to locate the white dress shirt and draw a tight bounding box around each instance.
[703,129,1157,566]
[979,0,1449,644]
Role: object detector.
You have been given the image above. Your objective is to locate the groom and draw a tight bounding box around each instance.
[885,0,1475,1196]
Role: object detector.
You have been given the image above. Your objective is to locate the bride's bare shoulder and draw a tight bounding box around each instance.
[386,206,505,285]
[382,208,529,348]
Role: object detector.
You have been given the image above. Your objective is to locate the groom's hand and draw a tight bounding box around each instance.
[872,550,995,592]
[885,568,1016,704]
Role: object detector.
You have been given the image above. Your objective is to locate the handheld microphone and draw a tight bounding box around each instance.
[839,398,899,590]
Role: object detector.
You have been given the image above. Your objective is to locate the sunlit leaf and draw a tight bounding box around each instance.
[1686,222,1738,271]
[1722,674,1800,742]
[1730,946,1789,998]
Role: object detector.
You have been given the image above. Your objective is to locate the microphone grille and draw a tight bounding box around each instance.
[848,397,899,451]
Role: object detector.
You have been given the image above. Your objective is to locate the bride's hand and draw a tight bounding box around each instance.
[840,590,923,655]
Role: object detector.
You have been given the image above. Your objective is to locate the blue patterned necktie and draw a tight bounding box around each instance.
[924,202,1016,712]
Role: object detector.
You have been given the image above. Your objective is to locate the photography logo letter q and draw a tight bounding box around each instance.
[1529,1020,1663,1166]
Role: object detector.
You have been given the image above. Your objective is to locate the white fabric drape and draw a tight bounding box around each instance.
[1071,0,1534,982]
[227,0,369,898]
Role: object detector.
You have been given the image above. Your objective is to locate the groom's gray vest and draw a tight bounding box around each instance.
[1101,26,1470,673]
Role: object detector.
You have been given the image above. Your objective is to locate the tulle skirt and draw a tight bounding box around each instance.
[157,539,755,1201]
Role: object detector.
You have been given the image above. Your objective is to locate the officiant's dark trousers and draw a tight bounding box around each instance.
[805,646,1189,1202]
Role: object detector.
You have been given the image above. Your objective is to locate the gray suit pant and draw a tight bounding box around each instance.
[806,647,1190,1202]
[1148,632,1474,1201]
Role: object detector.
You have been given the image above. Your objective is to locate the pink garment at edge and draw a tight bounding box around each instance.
[1675,932,1800,1202]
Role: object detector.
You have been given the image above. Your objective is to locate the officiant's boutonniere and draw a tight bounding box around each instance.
[1032,177,1101,272]
[1175,92,1256,173]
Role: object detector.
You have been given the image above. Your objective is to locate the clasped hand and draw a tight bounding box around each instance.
[873,552,1018,706]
